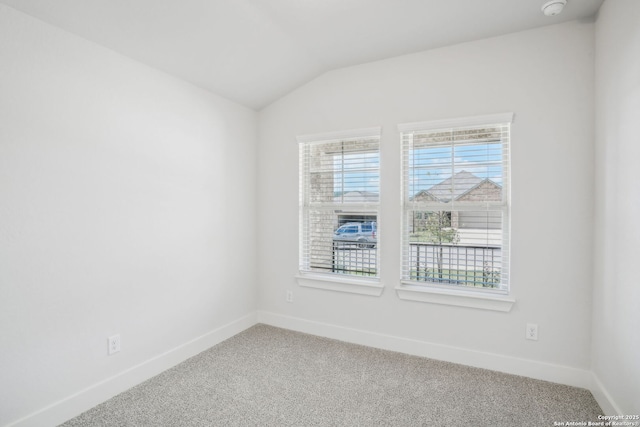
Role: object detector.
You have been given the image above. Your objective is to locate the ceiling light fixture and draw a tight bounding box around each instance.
[541,0,567,16]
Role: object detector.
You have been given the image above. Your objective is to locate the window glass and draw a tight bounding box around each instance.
[401,120,510,291]
[299,133,380,278]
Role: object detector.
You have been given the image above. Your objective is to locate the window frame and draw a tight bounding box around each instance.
[396,113,515,311]
[296,127,384,296]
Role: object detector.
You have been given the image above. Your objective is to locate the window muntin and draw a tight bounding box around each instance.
[401,118,510,291]
[299,131,380,278]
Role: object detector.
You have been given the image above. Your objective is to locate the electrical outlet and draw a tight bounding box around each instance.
[108,334,121,355]
[526,323,538,341]
[286,290,294,303]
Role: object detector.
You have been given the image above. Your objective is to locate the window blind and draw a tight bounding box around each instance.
[299,131,380,278]
[400,115,511,291]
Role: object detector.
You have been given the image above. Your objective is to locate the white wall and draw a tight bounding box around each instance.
[593,0,640,415]
[258,21,595,376]
[0,5,257,425]
[5,2,629,423]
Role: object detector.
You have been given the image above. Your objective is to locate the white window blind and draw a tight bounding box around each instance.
[400,114,512,291]
[299,129,380,278]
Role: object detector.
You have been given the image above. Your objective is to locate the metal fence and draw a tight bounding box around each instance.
[322,241,502,288]
[409,243,501,287]
[317,242,501,288]
[331,241,377,276]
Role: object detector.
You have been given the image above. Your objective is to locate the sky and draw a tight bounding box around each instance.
[333,141,504,196]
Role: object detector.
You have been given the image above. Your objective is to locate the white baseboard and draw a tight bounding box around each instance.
[590,373,623,415]
[7,313,257,427]
[10,311,617,427]
[256,311,593,389]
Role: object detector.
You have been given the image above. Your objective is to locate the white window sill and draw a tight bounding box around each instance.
[296,273,384,297]
[395,282,515,312]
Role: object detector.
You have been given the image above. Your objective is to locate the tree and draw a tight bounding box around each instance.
[422,211,459,280]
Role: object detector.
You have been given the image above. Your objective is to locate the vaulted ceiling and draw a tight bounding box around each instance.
[0,0,603,110]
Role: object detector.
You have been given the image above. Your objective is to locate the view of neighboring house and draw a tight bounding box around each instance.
[418,170,500,201]
[333,191,378,228]
[333,190,379,204]
[411,170,503,246]
[329,171,502,240]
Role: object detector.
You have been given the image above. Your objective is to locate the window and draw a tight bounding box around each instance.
[400,114,512,293]
[298,128,380,280]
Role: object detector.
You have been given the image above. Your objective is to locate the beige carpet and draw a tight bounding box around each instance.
[62,324,602,426]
